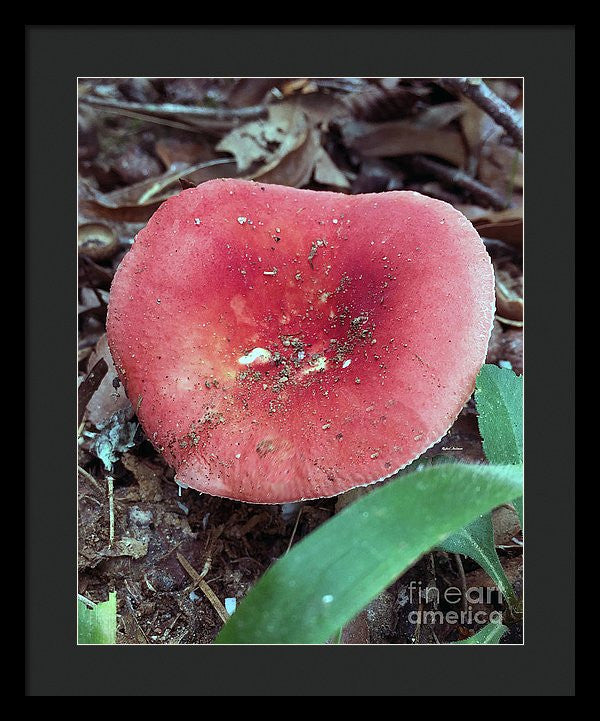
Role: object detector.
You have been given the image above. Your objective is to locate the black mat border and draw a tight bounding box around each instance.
[26,25,575,696]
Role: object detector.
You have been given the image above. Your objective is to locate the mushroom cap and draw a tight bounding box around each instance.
[107,179,495,503]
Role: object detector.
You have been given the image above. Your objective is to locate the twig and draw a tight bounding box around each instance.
[107,476,115,547]
[414,601,423,643]
[80,96,267,123]
[84,104,207,132]
[439,78,523,151]
[454,553,468,613]
[177,552,229,623]
[77,465,104,494]
[412,155,510,210]
[285,507,303,555]
[126,597,149,644]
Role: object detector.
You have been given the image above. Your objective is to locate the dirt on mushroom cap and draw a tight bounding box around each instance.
[107,178,495,503]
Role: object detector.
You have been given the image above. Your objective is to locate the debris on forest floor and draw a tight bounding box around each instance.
[78,76,523,644]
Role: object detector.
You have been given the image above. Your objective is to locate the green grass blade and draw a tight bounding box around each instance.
[439,513,520,612]
[475,364,523,465]
[78,592,117,644]
[454,621,509,644]
[215,463,523,644]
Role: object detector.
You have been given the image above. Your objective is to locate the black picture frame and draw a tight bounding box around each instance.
[26,24,575,696]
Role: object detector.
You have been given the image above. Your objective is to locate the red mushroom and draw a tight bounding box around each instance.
[107,179,494,503]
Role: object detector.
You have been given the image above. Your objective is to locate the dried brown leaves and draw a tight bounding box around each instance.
[340,118,467,167]
[215,99,349,189]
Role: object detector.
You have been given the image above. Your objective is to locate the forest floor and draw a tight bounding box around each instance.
[78,77,523,644]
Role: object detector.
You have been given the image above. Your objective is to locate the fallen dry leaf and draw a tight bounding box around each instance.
[281,78,318,96]
[339,118,466,167]
[154,137,214,168]
[460,96,501,159]
[457,204,523,247]
[103,537,149,560]
[414,101,466,129]
[217,101,309,174]
[85,335,133,428]
[249,126,321,188]
[492,506,521,547]
[78,357,108,425]
[121,452,165,503]
[227,78,283,107]
[80,160,238,222]
[293,92,348,129]
[486,320,523,375]
[494,260,523,323]
[313,147,350,189]
[78,223,119,262]
[479,144,523,195]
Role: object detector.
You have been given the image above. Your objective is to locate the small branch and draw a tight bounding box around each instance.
[439,78,523,151]
[285,507,303,555]
[80,96,267,123]
[77,465,103,494]
[454,554,468,613]
[412,155,510,210]
[107,476,115,547]
[177,552,229,624]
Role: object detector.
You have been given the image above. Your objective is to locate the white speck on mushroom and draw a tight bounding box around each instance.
[297,351,305,360]
[237,216,247,224]
[332,219,338,224]
[263,268,278,276]
[194,218,202,225]
[300,356,328,375]
[238,347,273,366]
[342,359,352,369]
[235,453,241,459]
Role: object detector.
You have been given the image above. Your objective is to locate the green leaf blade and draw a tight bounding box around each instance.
[475,364,523,465]
[454,621,509,644]
[439,513,519,611]
[215,463,523,644]
[78,592,117,644]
